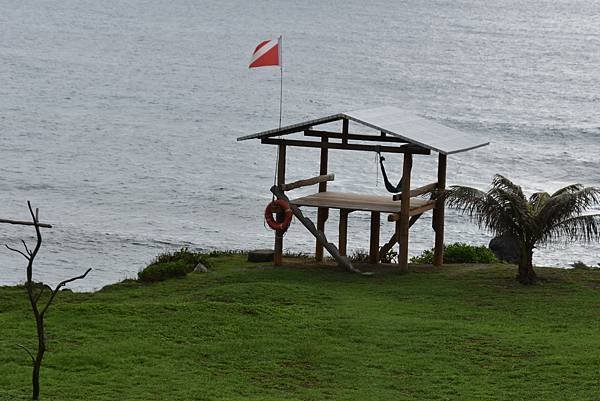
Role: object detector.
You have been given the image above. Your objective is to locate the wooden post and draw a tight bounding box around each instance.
[339,209,349,256]
[433,153,447,266]
[274,144,286,266]
[369,212,380,264]
[397,153,413,271]
[342,119,349,144]
[315,136,329,261]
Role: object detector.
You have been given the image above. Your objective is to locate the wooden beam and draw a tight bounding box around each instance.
[342,119,349,144]
[433,154,447,266]
[387,200,436,221]
[392,182,438,201]
[316,136,329,262]
[369,212,380,264]
[241,115,344,141]
[0,219,52,229]
[280,174,334,192]
[271,185,360,273]
[338,209,349,256]
[261,138,430,155]
[379,214,423,262]
[274,144,286,266]
[409,200,436,217]
[397,154,412,271]
[304,130,408,144]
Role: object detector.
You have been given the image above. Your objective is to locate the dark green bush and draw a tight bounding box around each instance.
[349,249,370,263]
[138,260,190,282]
[410,243,498,264]
[138,248,212,282]
[571,261,599,270]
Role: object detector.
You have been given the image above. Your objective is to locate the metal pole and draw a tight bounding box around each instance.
[278,35,283,129]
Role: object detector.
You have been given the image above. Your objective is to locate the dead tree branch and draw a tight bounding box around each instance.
[16,344,35,364]
[2,201,90,400]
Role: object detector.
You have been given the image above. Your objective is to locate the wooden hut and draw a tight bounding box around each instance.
[238,106,489,271]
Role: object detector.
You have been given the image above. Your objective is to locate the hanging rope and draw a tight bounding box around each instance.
[378,151,403,194]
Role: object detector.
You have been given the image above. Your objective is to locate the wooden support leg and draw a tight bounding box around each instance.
[315,136,329,262]
[398,154,413,271]
[433,154,447,266]
[315,207,328,261]
[274,144,286,266]
[369,212,380,264]
[339,209,349,256]
[271,185,359,273]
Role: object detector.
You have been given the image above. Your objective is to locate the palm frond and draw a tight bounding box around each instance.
[492,174,526,201]
[529,192,550,211]
[487,185,532,237]
[537,186,600,232]
[551,184,584,197]
[445,185,522,239]
[444,186,487,216]
[541,214,600,243]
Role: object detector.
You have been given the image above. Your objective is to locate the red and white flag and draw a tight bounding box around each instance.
[249,37,281,68]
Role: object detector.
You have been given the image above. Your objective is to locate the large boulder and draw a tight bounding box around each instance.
[489,234,521,263]
[247,249,275,263]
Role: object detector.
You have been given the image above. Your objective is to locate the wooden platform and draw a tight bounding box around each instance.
[289,191,435,215]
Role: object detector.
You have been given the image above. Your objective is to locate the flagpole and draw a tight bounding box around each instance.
[278,35,283,129]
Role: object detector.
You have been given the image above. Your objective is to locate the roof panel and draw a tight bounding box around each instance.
[237,106,489,155]
[342,106,488,154]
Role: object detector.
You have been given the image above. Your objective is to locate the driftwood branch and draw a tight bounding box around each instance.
[0,218,52,228]
[280,174,335,191]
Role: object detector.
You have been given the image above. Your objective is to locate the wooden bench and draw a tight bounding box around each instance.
[290,191,434,215]
[289,190,436,263]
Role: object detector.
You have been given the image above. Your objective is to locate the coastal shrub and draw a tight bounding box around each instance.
[138,261,189,282]
[206,249,245,258]
[152,247,211,267]
[138,248,212,282]
[571,261,599,270]
[283,251,310,259]
[410,243,498,264]
[381,249,398,264]
[349,249,370,263]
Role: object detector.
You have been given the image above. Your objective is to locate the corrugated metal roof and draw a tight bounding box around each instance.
[237,106,489,155]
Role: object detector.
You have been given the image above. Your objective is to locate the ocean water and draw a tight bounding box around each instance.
[0,0,598,291]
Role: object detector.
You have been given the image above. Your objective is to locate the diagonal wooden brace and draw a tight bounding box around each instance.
[270,185,360,273]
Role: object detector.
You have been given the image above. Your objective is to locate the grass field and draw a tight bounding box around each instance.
[1,255,599,400]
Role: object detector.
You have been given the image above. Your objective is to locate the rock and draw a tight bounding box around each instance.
[489,234,521,263]
[248,249,275,263]
[194,262,209,273]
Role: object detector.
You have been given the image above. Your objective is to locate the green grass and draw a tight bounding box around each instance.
[1,256,600,400]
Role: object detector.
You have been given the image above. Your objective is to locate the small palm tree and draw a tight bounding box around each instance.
[445,175,600,284]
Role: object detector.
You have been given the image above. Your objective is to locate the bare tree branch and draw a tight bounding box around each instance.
[5,244,31,261]
[40,268,92,317]
[21,240,32,256]
[27,202,42,262]
[32,285,47,304]
[4,202,88,400]
[16,344,35,364]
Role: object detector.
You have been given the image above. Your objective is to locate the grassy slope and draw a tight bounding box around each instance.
[1,256,599,401]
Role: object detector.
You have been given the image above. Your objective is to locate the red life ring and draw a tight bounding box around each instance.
[264,199,293,231]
